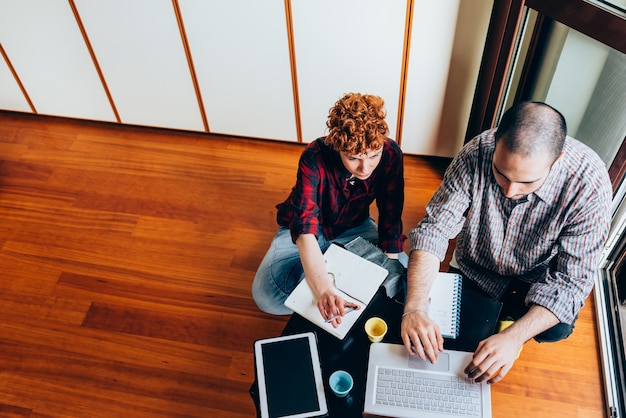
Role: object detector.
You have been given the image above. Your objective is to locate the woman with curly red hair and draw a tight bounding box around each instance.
[252,92,405,326]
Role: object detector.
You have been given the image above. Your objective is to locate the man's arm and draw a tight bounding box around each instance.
[464,304,559,384]
[401,249,444,363]
[403,139,477,361]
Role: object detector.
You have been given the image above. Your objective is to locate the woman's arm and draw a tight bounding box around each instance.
[296,233,357,327]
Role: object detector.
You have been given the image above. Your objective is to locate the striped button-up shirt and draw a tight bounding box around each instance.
[277,138,405,253]
[409,129,612,324]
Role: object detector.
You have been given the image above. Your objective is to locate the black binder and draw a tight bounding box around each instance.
[443,285,503,352]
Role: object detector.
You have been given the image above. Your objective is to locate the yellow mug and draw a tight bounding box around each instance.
[364,317,388,342]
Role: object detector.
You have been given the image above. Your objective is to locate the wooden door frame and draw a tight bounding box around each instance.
[465,0,626,190]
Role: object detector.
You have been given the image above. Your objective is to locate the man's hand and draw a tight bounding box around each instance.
[464,305,559,384]
[401,310,444,363]
[402,249,443,363]
[464,331,523,384]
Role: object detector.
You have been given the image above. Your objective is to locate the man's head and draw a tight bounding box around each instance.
[493,102,567,200]
[325,93,389,180]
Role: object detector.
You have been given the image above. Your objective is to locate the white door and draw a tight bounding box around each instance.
[74,0,205,131]
[0,0,115,121]
[178,0,297,141]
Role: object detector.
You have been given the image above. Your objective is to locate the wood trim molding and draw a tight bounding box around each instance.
[284,0,303,143]
[464,0,526,141]
[68,0,121,123]
[395,0,415,147]
[513,13,556,103]
[0,43,37,113]
[609,137,626,193]
[171,0,210,132]
[525,0,626,54]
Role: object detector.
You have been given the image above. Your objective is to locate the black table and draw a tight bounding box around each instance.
[250,285,501,417]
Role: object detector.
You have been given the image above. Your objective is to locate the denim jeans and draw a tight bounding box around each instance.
[252,218,394,315]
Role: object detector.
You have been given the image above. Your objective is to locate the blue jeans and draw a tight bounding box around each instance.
[252,218,388,315]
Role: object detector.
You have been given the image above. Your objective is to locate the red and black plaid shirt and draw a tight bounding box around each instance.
[276,138,405,253]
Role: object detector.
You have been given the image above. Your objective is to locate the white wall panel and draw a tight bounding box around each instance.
[0,1,484,158]
[401,1,460,156]
[0,0,115,120]
[179,0,297,141]
[292,0,406,143]
[0,51,31,112]
[74,0,204,131]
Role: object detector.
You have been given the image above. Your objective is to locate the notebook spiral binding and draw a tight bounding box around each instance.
[450,273,463,338]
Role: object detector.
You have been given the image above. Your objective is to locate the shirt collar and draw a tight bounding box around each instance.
[528,156,563,204]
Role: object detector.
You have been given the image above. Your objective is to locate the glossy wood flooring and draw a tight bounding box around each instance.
[0,111,606,417]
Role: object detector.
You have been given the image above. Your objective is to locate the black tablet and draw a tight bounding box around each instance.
[254,332,328,418]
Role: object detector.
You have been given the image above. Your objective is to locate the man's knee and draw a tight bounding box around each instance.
[534,321,575,343]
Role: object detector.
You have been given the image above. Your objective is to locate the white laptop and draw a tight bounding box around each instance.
[363,343,492,418]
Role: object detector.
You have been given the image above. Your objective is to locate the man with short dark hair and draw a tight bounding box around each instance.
[401,102,612,384]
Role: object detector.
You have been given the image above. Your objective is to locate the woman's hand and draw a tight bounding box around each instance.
[316,288,360,328]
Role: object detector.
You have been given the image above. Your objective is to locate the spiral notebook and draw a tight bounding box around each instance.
[427,272,463,339]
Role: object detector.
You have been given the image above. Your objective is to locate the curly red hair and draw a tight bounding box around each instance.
[324,93,388,155]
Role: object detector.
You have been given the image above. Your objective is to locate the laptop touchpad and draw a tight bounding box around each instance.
[408,352,450,372]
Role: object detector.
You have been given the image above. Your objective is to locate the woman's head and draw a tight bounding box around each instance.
[325,93,388,155]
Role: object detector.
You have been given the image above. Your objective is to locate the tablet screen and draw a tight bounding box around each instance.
[256,333,327,418]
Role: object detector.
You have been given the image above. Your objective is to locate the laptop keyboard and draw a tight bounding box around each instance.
[375,367,482,416]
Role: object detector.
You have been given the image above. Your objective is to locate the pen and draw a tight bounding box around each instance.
[324,306,358,323]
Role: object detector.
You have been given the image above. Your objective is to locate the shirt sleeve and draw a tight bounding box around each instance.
[375,140,405,253]
[285,147,323,243]
[526,187,612,324]
[409,140,476,261]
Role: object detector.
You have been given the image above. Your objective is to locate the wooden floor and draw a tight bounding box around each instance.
[0,110,606,417]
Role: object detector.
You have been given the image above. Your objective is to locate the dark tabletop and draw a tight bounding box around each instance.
[250,286,501,417]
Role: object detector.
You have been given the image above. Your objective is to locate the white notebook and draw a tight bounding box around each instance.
[283,243,389,339]
[427,272,463,339]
